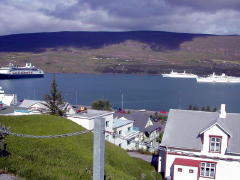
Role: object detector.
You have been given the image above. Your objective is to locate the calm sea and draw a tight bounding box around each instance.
[0,73,240,112]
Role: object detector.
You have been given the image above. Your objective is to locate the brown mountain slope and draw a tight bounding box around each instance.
[0,31,240,75]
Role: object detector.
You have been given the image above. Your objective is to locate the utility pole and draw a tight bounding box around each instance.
[75,90,78,105]
[93,118,105,180]
[121,93,124,110]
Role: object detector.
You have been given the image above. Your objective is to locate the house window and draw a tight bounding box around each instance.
[106,121,109,127]
[118,130,122,135]
[127,140,131,145]
[178,168,182,172]
[189,169,194,173]
[128,127,131,132]
[119,143,122,148]
[209,136,222,153]
[200,162,216,178]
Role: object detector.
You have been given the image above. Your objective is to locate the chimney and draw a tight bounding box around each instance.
[219,104,226,118]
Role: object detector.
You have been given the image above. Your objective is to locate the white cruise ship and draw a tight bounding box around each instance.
[0,62,44,79]
[162,70,198,78]
[197,73,240,83]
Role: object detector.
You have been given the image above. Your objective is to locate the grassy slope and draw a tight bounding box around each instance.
[0,115,160,180]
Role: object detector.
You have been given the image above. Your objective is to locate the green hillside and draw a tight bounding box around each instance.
[0,115,160,180]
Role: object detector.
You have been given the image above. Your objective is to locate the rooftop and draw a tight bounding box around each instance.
[19,99,46,109]
[161,109,240,154]
[68,109,114,118]
[113,118,134,129]
[114,111,161,133]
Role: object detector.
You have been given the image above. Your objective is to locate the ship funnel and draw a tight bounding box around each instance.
[26,63,32,68]
[219,104,226,118]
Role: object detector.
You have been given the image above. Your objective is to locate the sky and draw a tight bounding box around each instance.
[0,0,240,36]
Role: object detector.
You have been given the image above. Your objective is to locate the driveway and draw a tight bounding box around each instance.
[128,152,152,162]
[0,174,23,180]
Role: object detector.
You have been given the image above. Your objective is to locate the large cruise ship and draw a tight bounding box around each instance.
[0,63,44,79]
[162,70,198,78]
[197,73,240,83]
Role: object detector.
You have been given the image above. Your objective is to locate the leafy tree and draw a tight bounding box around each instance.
[206,106,211,112]
[193,106,199,111]
[44,75,65,116]
[91,99,111,111]
[212,107,218,112]
[188,104,193,110]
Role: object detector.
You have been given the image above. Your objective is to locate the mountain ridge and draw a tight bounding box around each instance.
[0,31,240,75]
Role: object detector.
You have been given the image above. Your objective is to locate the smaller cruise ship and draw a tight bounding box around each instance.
[0,62,44,79]
[197,73,240,83]
[162,70,198,78]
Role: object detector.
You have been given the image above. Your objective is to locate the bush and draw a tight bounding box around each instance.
[91,99,111,111]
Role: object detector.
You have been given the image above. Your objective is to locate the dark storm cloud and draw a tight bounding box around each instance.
[0,0,239,35]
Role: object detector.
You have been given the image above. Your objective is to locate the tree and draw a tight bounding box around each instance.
[188,104,193,110]
[91,99,111,111]
[206,106,211,112]
[43,75,65,116]
[193,106,199,111]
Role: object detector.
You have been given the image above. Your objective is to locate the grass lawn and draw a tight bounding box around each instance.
[0,115,161,180]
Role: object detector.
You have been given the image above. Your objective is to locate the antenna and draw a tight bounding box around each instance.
[33,88,36,100]
[75,90,78,105]
[121,93,124,110]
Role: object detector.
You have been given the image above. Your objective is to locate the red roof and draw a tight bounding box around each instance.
[174,158,200,167]
[159,111,168,114]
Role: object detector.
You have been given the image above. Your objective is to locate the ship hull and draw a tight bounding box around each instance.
[197,78,240,83]
[0,73,44,79]
[162,74,197,78]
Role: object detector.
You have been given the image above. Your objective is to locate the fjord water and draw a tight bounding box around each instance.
[0,73,240,112]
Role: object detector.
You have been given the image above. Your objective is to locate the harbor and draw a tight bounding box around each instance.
[0,73,240,112]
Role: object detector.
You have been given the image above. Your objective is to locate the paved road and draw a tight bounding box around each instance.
[0,174,23,180]
[128,152,152,162]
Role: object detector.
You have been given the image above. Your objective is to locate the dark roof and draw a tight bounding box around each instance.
[162,109,240,154]
[114,111,161,133]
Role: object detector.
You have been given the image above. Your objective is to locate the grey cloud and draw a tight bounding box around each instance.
[166,0,240,12]
[0,0,240,35]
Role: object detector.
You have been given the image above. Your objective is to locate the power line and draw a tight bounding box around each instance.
[0,129,92,138]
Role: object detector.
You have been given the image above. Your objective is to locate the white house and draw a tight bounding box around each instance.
[114,111,162,151]
[159,104,240,180]
[19,99,76,114]
[107,117,139,150]
[0,86,17,106]
[67,109,139,150]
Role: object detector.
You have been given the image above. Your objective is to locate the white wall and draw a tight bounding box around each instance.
[163,152,240,180]
[67,114,113,130]
[108,122,137,150]
[0,94,15,106]
[67,116,92,130]
[174,165,198,180]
